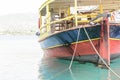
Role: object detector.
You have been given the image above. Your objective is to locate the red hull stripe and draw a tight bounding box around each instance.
[44,40,99,57]
[43,39,120,58]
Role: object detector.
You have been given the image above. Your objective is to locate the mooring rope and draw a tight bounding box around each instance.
[48,68,69,80]
[46,27,81,80]
[83,26,120,79]
[69,27,81,69]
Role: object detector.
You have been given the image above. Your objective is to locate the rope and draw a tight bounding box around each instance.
[69,27,81,69]
[48,68,69,80]
[47,27,81,80]
[83,26,120,79]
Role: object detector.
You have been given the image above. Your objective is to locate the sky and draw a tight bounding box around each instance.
[0,0,45,16]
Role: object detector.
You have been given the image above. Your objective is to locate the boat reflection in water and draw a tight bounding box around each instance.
[38,57,120,80]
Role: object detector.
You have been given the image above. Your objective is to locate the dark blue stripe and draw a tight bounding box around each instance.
[40,26,101,49]
[110,26,120,38]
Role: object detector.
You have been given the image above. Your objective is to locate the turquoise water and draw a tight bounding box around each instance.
[39,57,120,80]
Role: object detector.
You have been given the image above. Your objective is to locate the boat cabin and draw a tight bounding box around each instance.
[38,0,120,39]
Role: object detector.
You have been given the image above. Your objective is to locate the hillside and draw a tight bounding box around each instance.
[0,13,38,35]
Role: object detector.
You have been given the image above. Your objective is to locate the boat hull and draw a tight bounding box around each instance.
[42,39,120,63]
[39,22,120,64]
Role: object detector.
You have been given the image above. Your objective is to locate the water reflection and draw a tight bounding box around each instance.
[38,57,120,80]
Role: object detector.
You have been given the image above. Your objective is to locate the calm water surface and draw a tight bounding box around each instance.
[39,57,120,80]
[0,35,120,80]
[0,35,42,80]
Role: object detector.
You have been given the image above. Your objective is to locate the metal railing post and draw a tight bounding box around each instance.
[74,0,78,27]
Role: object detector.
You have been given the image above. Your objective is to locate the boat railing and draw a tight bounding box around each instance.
[39,15,75,38]
[38,0,110,39]
[39,13,103,39]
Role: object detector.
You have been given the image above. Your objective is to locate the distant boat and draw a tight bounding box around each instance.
[38,0,120,66]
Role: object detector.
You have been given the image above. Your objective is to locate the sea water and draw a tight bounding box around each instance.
[39,57,120,80]
[0,35,120,80]
[0,35,42,80]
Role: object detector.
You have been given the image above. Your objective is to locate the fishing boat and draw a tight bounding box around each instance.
[38,0,120,66]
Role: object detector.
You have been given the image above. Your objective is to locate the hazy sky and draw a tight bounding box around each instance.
[0,0,45,16]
